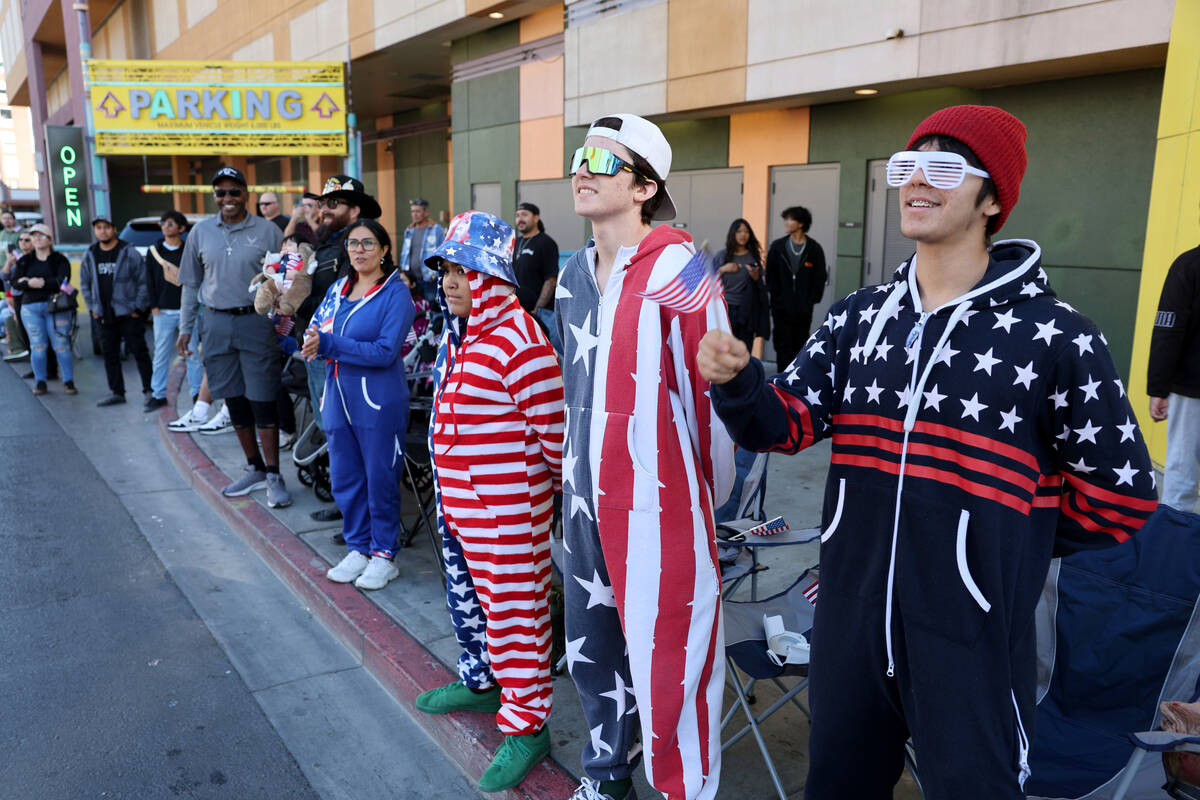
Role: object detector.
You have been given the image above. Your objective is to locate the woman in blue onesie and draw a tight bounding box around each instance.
[301,218,416,591]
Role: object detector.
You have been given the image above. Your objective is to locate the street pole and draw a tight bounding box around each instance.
[344,43,360,177]
[74,1,110,220]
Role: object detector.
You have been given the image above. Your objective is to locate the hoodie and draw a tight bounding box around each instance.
[713,239,1158,675]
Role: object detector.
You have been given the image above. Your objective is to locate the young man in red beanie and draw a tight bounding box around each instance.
[698,105,1158,798]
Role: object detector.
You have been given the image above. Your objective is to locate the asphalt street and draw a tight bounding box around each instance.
[0,346,479,799]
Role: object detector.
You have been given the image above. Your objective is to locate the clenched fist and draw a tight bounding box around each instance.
[697,329,750,385]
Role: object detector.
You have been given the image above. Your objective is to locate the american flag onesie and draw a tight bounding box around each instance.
[556,225,735,800]
[428,226,565,737]
[711,239,1158,799]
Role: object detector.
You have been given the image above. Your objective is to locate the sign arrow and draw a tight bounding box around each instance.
[310,92,341,119]
[96,91,125,119]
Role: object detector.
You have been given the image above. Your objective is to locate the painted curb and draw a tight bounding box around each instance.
[156,364,578,800]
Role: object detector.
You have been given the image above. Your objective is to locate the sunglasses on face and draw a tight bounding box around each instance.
[214,188,244,198]
[345,238,378,250]
[323,198,346,210]
[886,151,990,190]
[568,145,640,178]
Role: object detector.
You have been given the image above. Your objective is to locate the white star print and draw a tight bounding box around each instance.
[598,672,637,718]
[934,344,959,367]
[961,392,987,421]
[1032,319,1062,344]
[999,405,1022,433]
[1074,419,1101,444]
[873,339,893,361]
[849,343,864,363]
[993,308,1020,333]
[1019,281,1041,298]
[843,384,856,403]
[589,725,614,758]
[459,611,486,631]
[1117,416,1137,443]
[575,569,617,609]
[570,493,594,521]
[865,379,884,405]
[562,446,579,492]
[569,312,600,375]
[805,386,822,406]
[444,561,465,582]
[1055,299,1076,313]
[895,386,912,409]
[904,344,917,365]
[859,304,879,325]
[808,339,826,357]
[974,348,1001,376]
[831,310,847,330]
[449,581,475,599]
[1056,424,1071,442]
[923,384,946,411]
[1079,375,1101,402]
[1113,460,1138,487]
[1013,361,1039,390]
[454,596,478,615]
[1067,457,1096,474]
[1113,379,1126,398]
[1049,388,1068,409]
[565,636,595,674]
[555,281,573,300]
[1072,332,1094,355]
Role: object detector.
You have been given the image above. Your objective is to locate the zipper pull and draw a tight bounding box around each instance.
[905,312,930,348]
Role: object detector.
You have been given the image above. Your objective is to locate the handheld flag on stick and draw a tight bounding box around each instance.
[59,279,76,296]
[643,242,721,313]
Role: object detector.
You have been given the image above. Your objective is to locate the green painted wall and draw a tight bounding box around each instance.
[451,23,521,217]
[808,69,1164,379]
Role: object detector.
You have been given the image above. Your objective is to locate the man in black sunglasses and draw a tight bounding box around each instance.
[178,166,291,508]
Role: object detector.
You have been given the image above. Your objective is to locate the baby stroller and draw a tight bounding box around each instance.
[286,353,333,502]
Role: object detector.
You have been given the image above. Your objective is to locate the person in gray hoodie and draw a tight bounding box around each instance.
[80,217,153,406]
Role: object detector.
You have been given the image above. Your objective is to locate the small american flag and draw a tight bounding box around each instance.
[803,578,819,606]
[643,244,719,313]
[59,279,76,295]
[742,516,790,538]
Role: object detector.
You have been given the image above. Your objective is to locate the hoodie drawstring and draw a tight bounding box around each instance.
[863,280,908,359]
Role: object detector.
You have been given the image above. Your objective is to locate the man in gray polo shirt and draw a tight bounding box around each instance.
[178,166,291,507]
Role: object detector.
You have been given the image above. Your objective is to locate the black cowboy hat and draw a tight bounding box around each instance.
[320,175,381,220]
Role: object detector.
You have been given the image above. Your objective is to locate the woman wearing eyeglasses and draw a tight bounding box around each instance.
[301,218,415,592]
[12,223,75,395]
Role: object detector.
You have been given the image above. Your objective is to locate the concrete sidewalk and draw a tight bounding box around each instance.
[153,358,921,799]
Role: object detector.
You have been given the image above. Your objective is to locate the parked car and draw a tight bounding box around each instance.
[119,214,212,255]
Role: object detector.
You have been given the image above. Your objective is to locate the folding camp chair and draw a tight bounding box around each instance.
[1022,505,1200,800]
[398,370,442,579]
[722,566,820,800]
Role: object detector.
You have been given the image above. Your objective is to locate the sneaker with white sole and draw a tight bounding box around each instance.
[197,405,233,434]
[354,556,399,590]
[327,551,370,583]
[167,406,209,432]
[221,465,267,497]
[265,473,292,508]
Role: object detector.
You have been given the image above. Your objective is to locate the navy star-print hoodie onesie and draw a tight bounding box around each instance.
[711,239,1157,800]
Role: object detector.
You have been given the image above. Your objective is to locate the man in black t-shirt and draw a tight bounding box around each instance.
[512,202,560,352]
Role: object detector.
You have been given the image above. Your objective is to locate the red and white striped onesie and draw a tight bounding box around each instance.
[431,271,565,735]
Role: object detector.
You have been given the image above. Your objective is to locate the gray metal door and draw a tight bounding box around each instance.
[864,159,916,288]
[517,178,589,253]
[768,163,839,333]
[664,168,743,254]
[471,182,502,219]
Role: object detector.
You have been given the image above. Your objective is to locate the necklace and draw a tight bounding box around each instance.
[788,237,807,258]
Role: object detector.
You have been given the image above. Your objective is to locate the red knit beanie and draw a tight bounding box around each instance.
[907,104,1028,232]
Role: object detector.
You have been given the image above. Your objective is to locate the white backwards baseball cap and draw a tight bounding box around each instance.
[585,113,677,221]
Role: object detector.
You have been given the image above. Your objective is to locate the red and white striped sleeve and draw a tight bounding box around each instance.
[502,336,566,491]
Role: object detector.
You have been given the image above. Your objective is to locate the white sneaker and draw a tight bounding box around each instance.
[354,556,399,590]
[197,405,233,435]
[167,406,209,432]
[327,551,370,583]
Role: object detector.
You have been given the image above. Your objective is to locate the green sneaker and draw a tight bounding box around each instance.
[415,681,501,714]
[477,727,551,793]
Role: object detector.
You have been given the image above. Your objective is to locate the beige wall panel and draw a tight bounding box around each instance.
[520,115,564,180]
[187,0,220,29]
[232,32,275,61]
[668,0,746,78]
[274,25,292,59]
[520,4,563,42]
[565,1,668,119]
[151,0,180,52]
[290,0,350,61]
[922,0,1128,30]
[374,0,464,50]
[747,0,921,64]
[570,83,667,128]
[667,68,744,112]
[520,58,564,121]
[746,38,920,101]
[917,0,1173,78]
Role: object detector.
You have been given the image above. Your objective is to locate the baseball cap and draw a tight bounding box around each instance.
[211,166,248,187]
[91,217,113,226]
[28,223,52,237]
[517,202,540,216]
[584,113,676,220]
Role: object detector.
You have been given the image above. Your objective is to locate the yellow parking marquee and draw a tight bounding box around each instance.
[88,60,347,155]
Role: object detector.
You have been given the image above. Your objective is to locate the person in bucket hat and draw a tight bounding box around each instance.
[699,105,1157,798]
[415,210,565,794]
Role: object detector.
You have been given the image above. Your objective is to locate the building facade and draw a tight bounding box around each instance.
[0,0,1183,378]
[0,65,38,210]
